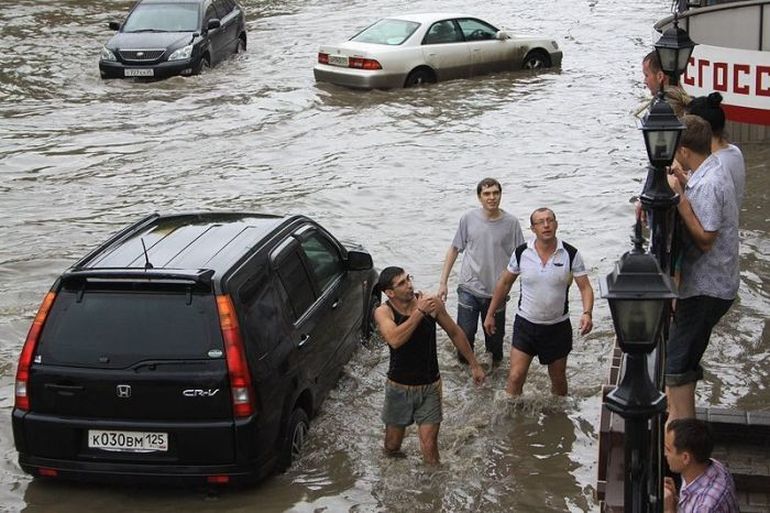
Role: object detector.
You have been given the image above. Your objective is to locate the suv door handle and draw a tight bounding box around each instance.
[298,334,310,347]
[331,299,340,309]
[45,383,84,395]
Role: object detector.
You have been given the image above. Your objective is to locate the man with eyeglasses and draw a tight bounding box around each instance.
[438,178,525,366]
[483,208,594,396]
[374,266,485,464]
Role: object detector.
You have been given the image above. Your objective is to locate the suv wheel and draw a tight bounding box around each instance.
[362,291,381,341]
[278,408,309,471]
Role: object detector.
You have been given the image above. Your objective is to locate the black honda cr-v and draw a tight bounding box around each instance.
[12,213,379,485]
[99,0,247,79]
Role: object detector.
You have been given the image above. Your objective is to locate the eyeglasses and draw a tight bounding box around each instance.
[532,218,556,226]
[392,274,413,288]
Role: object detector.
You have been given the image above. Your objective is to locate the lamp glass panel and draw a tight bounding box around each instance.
[677,48,693,75]
[645,129,678,163]
[612,299,664,345]
[657,46,678,74]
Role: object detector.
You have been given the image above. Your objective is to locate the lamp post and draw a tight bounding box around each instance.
[654,14,696,87]
[600,229,678,513]
[639,97,683,273]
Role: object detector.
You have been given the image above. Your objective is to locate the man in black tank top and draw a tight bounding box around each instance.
[374,266,485,464]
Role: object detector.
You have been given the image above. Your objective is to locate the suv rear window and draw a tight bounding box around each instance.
[37,287,222,369]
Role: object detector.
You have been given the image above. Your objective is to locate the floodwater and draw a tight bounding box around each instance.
[1,0,768,511]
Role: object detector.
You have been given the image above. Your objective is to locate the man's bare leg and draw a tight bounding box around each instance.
[547,357,568,396]
[666,383,696,422]
[384,425,406,456]
[417,423,440,464]
[506,347,534,396]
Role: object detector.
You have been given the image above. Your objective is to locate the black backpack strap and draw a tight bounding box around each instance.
[514,243,528,268]
[562,242,578,271]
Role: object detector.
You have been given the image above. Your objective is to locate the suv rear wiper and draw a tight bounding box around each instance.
[127,29,170,33]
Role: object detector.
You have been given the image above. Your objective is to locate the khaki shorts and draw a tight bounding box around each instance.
[381,379,442,427]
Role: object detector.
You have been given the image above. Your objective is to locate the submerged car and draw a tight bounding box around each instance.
[99,0,246,79]
[12,212,379,485]
[314,13,563,89]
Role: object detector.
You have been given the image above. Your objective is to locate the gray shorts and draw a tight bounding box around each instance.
[381,379,443,427]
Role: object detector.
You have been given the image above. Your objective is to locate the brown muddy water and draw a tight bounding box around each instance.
[0,0,768,511]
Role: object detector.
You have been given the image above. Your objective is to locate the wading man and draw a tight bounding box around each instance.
[438,178,524,365]
[483,208,594,396]
[374,266,485,464]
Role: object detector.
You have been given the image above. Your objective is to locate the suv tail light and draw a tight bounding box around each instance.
[317,52,329,64]
[216,295,255,418]
[16,292,56,411]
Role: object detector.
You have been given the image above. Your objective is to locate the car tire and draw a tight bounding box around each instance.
[192,55,210,75]
[362,290,381,341]
[277,408,309,472]
[235,36,246,54]
[522,50,551,70]
[404,67,436,87]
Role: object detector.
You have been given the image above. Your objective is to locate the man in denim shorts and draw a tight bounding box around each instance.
[374,267,485,464]
[666,115,739,421]
[437,178,524,365]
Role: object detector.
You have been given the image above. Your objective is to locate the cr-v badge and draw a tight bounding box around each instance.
[116,384,132,398]
[183,389,220,397]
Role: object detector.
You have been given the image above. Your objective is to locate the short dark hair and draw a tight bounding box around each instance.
[477,178,502,196]
[530,207,556,226]
[378,266,405,292]
[688,92,726,138]
[679,114,712,156]
[644,50,662,73]
[667,418,714,464]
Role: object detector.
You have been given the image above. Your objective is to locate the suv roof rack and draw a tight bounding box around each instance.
[61,268,216,285]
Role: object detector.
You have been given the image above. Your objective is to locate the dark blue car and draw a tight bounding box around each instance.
[99,0,246,79]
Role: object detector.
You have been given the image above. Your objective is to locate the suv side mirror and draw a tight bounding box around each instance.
[347,251,373,271]
[108,21,121,31]
[207,18,221,31]
[496,30,510,40]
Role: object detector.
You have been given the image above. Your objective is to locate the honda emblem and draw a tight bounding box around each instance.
[116,384,132,399]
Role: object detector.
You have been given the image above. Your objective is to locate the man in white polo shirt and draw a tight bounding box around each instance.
[483,208,594,396]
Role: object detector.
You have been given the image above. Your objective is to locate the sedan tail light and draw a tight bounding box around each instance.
[318,52,329,64]
[349,57,382,70]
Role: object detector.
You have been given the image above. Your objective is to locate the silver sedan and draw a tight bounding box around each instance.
[314,12,563,89]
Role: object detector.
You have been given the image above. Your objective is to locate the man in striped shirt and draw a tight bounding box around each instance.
[663,418,739,512]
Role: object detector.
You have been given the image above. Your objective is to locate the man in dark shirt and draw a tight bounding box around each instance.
[374,266,485,464]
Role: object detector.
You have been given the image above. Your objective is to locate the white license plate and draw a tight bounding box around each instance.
[124,68,154,77]
[327,55,349,67]
[88,430,168,453]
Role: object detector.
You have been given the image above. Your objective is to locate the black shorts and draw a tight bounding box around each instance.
[512,315,572,365]
[666,295,734,386]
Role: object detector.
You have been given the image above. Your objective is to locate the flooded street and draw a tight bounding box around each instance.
[1,0,768,511]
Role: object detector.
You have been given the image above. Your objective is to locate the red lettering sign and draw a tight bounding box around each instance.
[684,56,695,86]
[733,64,750,94]
[713,62,728,92]
[757,66,770,97]
[698,59,710,88]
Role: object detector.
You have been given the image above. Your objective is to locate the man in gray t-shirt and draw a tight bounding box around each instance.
[438,178,524,364]
[666,115,740,422]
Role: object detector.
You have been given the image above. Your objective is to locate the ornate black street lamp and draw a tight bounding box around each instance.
[639,97,684,272]
[654,14,696,87]
[601,226,678,513]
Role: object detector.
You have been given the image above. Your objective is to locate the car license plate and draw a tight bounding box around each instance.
[327,55,349,67]
[124,68,154,77]
[88,430,168,452]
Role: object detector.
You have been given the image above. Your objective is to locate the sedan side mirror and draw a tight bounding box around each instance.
[108,21,121,31]
[496,30,510,40]
[347,250,373,271]
[207,18,221,31]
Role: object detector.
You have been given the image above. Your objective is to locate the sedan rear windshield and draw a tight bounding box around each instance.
[36,288,222,369]
[351,19,420,45]
[123,3,200,33]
